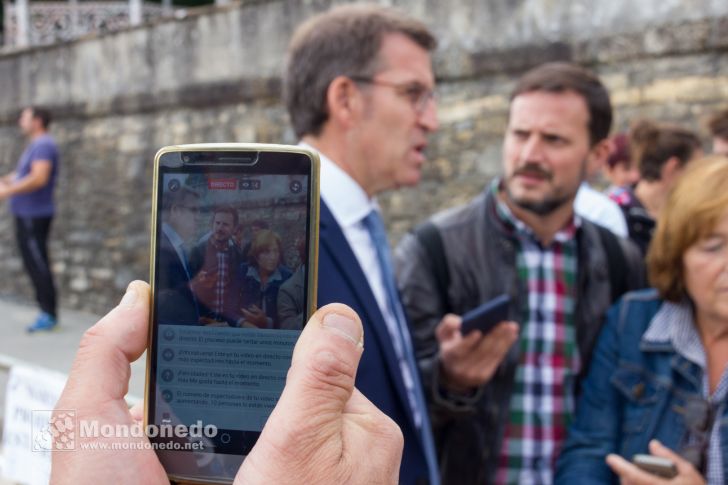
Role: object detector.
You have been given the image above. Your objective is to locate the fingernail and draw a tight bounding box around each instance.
[119,284,138,308]
[322,312,363,347]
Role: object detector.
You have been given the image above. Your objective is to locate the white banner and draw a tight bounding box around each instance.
[2,364,67,485]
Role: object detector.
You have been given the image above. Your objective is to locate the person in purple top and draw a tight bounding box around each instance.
[0,106,60,332]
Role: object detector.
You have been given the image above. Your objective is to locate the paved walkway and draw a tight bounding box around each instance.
[0,297,147,485]
[0,296,146,401]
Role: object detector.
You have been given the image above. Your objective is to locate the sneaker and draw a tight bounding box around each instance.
[26,313,58,333]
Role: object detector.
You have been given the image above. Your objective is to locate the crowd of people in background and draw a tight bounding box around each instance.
[3,2,728,484]
[157,196,307,330]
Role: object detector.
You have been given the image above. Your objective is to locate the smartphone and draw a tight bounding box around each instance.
[632,454,678,479]
[460,294,511,336]
[145,143,320,483]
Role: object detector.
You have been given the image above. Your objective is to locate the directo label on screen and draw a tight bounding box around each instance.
[208,179,237,190]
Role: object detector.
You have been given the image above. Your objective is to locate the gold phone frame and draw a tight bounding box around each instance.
[144,143,320,484]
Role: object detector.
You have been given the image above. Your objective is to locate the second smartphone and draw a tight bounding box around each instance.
[145,143,319,484]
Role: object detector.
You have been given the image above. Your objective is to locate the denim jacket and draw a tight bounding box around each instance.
[555,289,728,483]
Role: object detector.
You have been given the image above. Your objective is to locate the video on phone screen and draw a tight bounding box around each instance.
[152,170,310,447]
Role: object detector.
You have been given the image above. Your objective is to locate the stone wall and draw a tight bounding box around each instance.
[1,0,727,313]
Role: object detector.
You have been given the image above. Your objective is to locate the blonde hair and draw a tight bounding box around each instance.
[248,229,283,267]
[647,156,728,301]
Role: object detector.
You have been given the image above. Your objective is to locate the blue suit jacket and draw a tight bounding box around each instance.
[155,229,199,325]
[317,201,431,485]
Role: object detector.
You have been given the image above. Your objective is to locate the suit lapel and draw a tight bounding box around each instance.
[319,202,421,435]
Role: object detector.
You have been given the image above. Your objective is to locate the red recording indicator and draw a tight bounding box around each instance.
[207,178,237,190]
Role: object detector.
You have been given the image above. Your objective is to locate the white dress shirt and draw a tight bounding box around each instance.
[302,142,422,428]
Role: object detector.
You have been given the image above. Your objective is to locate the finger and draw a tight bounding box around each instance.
[437,315,483,355]
[260,304,364,447]
[606,453,664,484]
[61,281,151,404]
[342,388,404,484]
[342,386,382,415]
[480,322,519,353]
[465,321,516,359]
[649,440,693,473]
[453,328,485,354]
[435,314,461,342]
[129,402,144,423]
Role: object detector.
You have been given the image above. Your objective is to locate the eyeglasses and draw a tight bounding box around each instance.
[349,76,436,114]
[676,396,719,475]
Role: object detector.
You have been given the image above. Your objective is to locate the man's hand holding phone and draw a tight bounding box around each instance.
[436,314,519,392]
[52,282,403,485]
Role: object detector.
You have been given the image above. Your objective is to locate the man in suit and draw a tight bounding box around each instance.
[156,184,200,325]
[283,5,440,484]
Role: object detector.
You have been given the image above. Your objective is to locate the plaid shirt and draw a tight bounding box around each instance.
[214,250,228,315]
[493,191,582,485]
[196,237,234,319]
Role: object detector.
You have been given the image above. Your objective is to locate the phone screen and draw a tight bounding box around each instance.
[147,147,317,481]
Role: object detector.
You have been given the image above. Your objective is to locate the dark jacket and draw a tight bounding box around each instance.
[277,264,306,330]
[556,289,728,483]
[239,264,292,328]
[395,189,645,485]
[616,186,655,257]
[155,228,199,325]
[318,200,435,485]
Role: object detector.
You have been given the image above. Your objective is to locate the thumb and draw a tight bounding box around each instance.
[60,281,151,406]
[436,314,462,343]
[649,439,696,474]
[258,303,364,448]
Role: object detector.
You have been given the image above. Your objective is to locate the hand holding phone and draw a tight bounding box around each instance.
[436,311,519,390]
[632,454,678,479]
[460,294,511,336]
[608,441,703,484]
[52,283,402,485]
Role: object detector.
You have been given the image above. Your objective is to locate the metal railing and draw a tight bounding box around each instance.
[2,1,168,49]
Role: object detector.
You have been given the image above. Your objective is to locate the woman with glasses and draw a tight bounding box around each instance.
[556,156,728,484]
